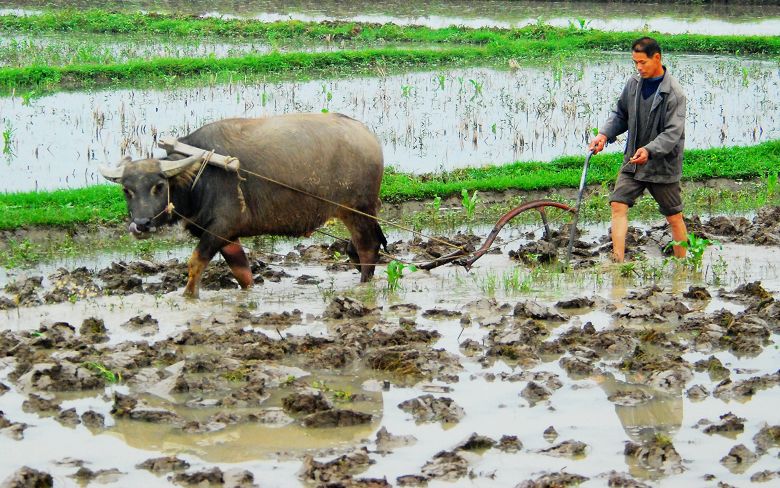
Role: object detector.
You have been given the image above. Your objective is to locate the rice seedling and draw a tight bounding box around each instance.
[461,188,480,220]
[2,121,13,155]
[386,259,417,292]
[83,361,121,383]
[666,233,720,271]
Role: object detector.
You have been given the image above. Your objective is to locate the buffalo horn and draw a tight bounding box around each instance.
[159,152,205,178]
[98,155,132,183]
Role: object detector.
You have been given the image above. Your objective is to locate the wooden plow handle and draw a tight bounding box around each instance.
[418,200,576,271]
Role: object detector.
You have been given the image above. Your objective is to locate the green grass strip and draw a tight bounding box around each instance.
[2,9,779,56]
[0,45,511,92]
[1,140,777,230]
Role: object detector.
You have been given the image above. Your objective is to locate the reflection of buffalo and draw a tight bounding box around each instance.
[100,113,386,298]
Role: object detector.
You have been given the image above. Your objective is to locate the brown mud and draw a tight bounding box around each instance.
[1,207,779,487]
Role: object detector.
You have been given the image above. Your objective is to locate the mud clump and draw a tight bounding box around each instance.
[81,410,105,429]
[79,317,109,343]
[282,390,332,415]
[713,371,780,401]
[2,466,53,488]
[324,296,376,319]
[375,426,417,453]
[539,440,588,458]
[301,409,372,428]
[299,448,373,484]
[397,395,464,425]
[365,346,461,382]
[17,362,106,392]
[420,450,468,481]
[703,412,746,437]
[21,393,61,414]
[516,471,589,487]
[753,425,780,454]
[0,410,28,440]
[513,301,568,321]
[4,276,43,307]
[624,437,684,474]
[69,467,123,484]
[604,471,652,487]
[683,286,711,300]
[555,296,595,309]
[498,435,523,452]
[137,456,190,473]
[170,467,224,486]
[120,314,159,336]
[111,392,184,425]
[521,381,552,405]
[720,444,757,472]
[454,433,496,452]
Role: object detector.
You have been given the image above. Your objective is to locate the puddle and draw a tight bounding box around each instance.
[2,53,778,191]
[3,1,780,35]
[1,215,779,485]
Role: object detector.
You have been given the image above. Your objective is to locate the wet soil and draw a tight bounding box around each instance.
[1,207,779,487]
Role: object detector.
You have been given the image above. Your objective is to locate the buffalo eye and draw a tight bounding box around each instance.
[123,187,134,199]
[151,182,165,196]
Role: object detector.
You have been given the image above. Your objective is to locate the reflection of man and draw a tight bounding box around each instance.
[596,373,683,444]
[589,37,688,263]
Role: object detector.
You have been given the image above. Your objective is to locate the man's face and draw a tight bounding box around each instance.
[632,51,662,78]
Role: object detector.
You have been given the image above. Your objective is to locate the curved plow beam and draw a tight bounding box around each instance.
[418,199,576,271]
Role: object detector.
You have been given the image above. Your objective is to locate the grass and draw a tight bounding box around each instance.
[1,12,780,92]
[2,10,779,56]
[0,140,778,231]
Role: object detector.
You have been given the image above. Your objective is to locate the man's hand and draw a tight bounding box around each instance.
[628,147,649,164]
[588,133,607,154]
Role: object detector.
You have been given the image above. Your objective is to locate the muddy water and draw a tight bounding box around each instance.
[2,53,778,191]
[1,215,779,486]
[2,0,780,35]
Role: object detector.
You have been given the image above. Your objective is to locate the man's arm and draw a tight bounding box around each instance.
[644,92,686,158]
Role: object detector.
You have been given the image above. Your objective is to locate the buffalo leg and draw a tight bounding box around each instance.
[183,236,224,298]
[220,240,253,289]
[342,215,383,282]
[184,249,214,298]
[346,239,361,271]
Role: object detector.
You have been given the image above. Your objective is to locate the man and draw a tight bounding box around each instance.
[589,37,688,262]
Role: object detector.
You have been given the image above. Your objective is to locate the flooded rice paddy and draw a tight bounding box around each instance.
[2,53,778,192]
[0,34,431,68]
[2,0,780,35]
[1,210,779,486]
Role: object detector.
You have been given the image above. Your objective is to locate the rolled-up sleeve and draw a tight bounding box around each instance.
[644,92,686,158]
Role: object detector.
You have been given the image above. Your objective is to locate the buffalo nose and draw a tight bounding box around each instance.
[133,218,151,232]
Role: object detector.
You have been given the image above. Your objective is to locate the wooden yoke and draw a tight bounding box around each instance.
[157,136,241,173]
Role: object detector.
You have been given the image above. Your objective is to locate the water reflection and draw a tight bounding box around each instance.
[1,53,777,192]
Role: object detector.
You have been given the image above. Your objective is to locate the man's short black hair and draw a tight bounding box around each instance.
[632,37,662,58]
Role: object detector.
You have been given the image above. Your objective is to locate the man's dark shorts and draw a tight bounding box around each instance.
[609,172,683,216]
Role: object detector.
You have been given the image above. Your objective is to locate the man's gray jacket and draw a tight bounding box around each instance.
[600,68,686,183]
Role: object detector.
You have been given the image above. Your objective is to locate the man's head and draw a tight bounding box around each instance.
[631,37,664,79]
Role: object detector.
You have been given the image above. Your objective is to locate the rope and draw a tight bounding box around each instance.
[231,165,466,253]
[161,142,576,270]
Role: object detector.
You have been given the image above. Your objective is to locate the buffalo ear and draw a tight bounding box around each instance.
[98,155,132,183]
[159,152,205,178]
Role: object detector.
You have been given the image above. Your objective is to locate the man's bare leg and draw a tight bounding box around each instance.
[666,212,688,259]
[610,202,629,262]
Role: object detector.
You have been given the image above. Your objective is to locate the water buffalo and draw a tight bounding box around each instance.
[99,113,386,298]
